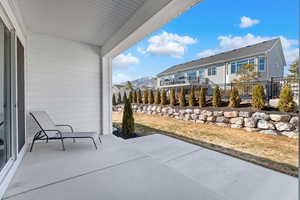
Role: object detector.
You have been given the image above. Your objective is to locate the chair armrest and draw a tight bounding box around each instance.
[43,129,63,138]
[56,124,74,132]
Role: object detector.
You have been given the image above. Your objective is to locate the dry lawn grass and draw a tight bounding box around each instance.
[113,112,298,176]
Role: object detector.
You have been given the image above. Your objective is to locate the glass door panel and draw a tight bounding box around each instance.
[0,19,12,170]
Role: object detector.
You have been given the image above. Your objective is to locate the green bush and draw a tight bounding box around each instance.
[278,84,296,112]
[149,90,154,104]
[137,89,143,104]
[179,88,186,107]
[199,88,206,107]
[123,92,127,103]
[143,89,149,104]
[228,87,241,108]
[212,86,221,107]
[188,87,196,106]
[252,84,265,110]
[170,88,176,106]
[155,89,161,104]
[122,99,135,138]
[133,90,137,103]
[118,92,122,104]
[112,93,117,105]
[161,89,168,105]
[128,91,133,103]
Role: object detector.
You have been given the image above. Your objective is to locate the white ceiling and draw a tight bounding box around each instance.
[15,0,147,46]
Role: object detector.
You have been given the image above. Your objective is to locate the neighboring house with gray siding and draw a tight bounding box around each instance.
[157,38,286,89]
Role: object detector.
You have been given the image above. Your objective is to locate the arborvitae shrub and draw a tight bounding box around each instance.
[118,92,122,104]
[155,89,161,104]
[149,90,154,104]
[199,88,206,107]
[112,93,117,105]
[128,91,133,103]
[122,99,135,138]
[170,88,176,106]
[188,87,196,106]
[278,84,296,112]
[229,87,241,108]
[161,89,167,105]
[143,89,149,104]
[179,88,186,107]
[212,86,221,107]
[123,92,127,103]
[133,90,137,103]
[137,89,143,104]
[252,84,265,110]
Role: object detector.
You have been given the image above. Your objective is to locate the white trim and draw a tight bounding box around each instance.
[0,145,27,198]
[101,55,113,135]
[0,0,26,45]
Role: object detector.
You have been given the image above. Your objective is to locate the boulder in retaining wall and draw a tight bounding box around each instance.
[230,117,244,125]
[244,118,257,128]
[252,112,270,120]
[231,124,243,129]
[239,111,252,118]
[290,116,299,126]
[275,122,294,131]
[269,114,291,122]
[216,116,229,123]
[201,110,213,116]
[207,116,216,122]
[199,114,207,121]
[257,120,275,130]
[224,111,239,118]
[213,111,224,117]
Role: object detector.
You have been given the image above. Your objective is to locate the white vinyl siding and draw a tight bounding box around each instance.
[26,34,101,137]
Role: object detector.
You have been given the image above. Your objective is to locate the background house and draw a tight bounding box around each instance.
[157,38,286,89]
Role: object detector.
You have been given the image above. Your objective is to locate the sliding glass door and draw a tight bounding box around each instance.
[0,19,12,171]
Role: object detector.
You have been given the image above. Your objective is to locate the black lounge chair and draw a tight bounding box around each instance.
[29,111,101,151]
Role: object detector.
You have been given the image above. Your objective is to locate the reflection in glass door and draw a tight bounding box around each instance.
[0,19,12,170]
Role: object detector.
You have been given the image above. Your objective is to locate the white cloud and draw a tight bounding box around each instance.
[197,49,219,58]
[112,73,132,84]
[112,53,139,70]
[139,31,197,58]
[239,16,260,28]
[197,34,299,65]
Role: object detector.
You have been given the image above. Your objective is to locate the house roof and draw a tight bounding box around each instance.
[157,38,280,77]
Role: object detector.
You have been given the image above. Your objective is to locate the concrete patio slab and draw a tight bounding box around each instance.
[4,136,144,198]
[3,134,298,200]
[128,134,202,162]
[166,148,298,200]
[5,157,225,200]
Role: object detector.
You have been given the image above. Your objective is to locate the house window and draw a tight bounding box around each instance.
[208,67,216,76]
[230,58,256,74]
[259,57,265,72]
[187,71,197,80]
[174,73,185,80]
[231,62,236,74]
[199,69,205,79]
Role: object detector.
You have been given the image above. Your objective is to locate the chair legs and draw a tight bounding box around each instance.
[98,136,102,143]
[61,138,65,151]
[91,138,98,150]
[30,139,36,152]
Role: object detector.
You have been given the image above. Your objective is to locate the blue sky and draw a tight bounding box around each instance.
[112,0,299,83]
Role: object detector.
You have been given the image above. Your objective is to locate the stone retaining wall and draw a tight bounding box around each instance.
[113,104,298,139]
